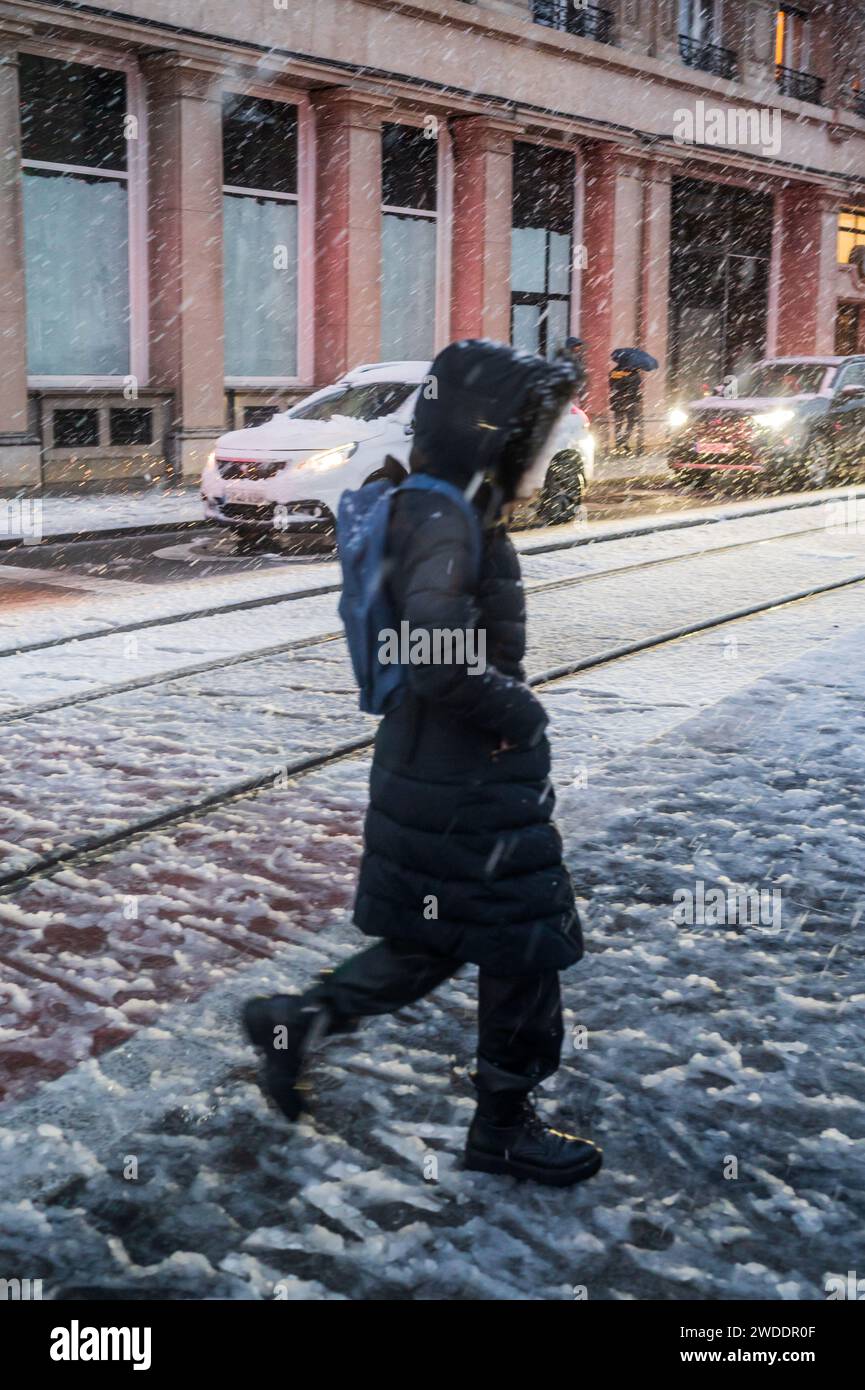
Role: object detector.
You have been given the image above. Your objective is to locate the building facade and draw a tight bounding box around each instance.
[1,0,865,491]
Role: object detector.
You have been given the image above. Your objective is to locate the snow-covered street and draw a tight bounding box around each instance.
[1,493,864,1300]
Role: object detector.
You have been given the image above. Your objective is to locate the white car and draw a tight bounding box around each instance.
[200,360,595,545]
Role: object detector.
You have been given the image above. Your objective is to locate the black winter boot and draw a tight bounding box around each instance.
[465,1091,602,1187]
[242,993,332,1121]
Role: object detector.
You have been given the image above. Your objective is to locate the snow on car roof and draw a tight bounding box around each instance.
[340,360,431,385]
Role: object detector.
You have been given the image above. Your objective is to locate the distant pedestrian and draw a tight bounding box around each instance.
[561,335,588,405]
[242,340,602,1188]
[608,359,642,454]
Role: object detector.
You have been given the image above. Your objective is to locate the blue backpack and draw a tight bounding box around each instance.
[336,473,483,715]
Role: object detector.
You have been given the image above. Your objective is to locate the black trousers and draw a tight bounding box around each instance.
[612,402,640,451]
[306,939,563,1095]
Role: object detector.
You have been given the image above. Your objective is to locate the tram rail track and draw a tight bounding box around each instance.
[1,489,858,662]
[0,510,846,725]
[2,565,864,900]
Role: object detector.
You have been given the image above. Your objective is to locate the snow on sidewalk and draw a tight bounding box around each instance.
[1,487,202,545]
[1,603,863,1299]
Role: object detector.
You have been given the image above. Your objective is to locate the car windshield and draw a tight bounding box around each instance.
[736,363,828,398]
[289,382,416,422]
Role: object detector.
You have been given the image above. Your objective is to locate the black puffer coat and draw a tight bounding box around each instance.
[353,341,583,977]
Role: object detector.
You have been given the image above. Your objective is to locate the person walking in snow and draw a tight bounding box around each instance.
[608,358,642,454]
[242,340,602,1188]
[561,335,588,405]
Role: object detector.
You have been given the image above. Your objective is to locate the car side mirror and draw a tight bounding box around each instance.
[403,422,414,436]
[836,383,865,401]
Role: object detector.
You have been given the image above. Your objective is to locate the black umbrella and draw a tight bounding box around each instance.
[612,348,659,371]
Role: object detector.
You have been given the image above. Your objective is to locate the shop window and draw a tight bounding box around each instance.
[669,178,773,399]
[19,54,131,377]
[381,123,438,361]
[511,143,574,359]
[223,95,299,378]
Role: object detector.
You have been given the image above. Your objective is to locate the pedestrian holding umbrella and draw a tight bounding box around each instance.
[609,347,658,454]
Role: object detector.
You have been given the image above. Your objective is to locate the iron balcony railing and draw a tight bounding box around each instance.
[776,63,825,104]
[678,33,737,81]
[532,0,614,47]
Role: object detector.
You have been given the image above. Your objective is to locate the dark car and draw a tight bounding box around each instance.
[667,356,865,489]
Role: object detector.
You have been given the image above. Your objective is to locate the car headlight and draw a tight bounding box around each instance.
[753,408,795,429]
[668,408,689,429]
[295,443,358,474]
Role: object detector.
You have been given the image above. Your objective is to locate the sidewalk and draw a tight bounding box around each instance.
[0,486,203,547]
[595,451,669,483]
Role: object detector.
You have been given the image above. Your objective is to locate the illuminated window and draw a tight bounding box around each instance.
[775,5,809,71]
[838,207,865,266]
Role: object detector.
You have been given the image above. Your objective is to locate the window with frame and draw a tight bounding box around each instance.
[679,0,718,43]
[380,123,438,361]
[511,143,574,360]
[222,94,299,379]
[19,53,131,377]
[838,208,865,266]
[775,5,810,71]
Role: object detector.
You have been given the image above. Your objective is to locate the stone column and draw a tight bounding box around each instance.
[580,145,645,425]
[0,34,40,492]
[143,55,226,482]
[449,116,514,342]
[775,185,841,356]
[312,90,384,382]
[637,159,673,447]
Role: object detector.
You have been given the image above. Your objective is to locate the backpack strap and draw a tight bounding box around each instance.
[399,473,483,585]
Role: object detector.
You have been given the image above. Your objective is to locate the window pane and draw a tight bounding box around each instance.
[223,95,298,194]
[381,213,436,360]
[110,408,153,445]
[24,170,129,374]
[512,303,540,355]
[511,227,546,293]
[836,361,865,387]
[546,299,570,358]
[548,231,572,295]
[54,409,99,447]
[382,124,437,211]
[19,55,127,170]
[224,194,298,376]
[513,143,573,235]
